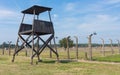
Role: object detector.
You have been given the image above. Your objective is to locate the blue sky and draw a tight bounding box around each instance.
[0,0,120,44]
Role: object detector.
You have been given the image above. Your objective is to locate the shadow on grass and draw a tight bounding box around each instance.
[41,59,77,64]
[92,55,120,63]
[0,57,9,61]
[42,60,56,63]
[60,59,77,63]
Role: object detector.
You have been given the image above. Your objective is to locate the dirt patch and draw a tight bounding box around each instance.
[78,59,120,65]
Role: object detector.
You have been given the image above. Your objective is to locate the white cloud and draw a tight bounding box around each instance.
[64,0,120,15]
[0,8,21,25]
[96,14,119,22]
[65,3,76,11]
[64,1,103,15]
[0,9,17,17]
[52,14,58,20]
[105,0,120,4]
[0,8,22,43]
[77,14,120,33]
[56,1,120,41]
[97,14,109,20]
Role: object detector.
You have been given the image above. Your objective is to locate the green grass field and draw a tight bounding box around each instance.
[0,55,120,75]
[93,54,120,62]
[0,47,120,75]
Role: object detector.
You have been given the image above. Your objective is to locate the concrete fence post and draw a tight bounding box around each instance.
[66,36,70,59]
[2,44,4,55]
[101,38,105,56]
[8,41,12,56]
[74,36,78,59]
[109,39,114,54]
[117,40,120,54]
[88,32,97,60]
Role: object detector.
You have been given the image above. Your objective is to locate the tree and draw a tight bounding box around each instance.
[59,37,74,50]
[2,42,8,48]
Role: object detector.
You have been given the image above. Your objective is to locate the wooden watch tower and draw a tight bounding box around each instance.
[12,5,59,64]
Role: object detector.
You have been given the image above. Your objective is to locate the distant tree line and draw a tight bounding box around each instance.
[59,38,118,48]
[0,42,15,48]
[58,43,118,48]
[78,43,118,47]
[0,41,118,49]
